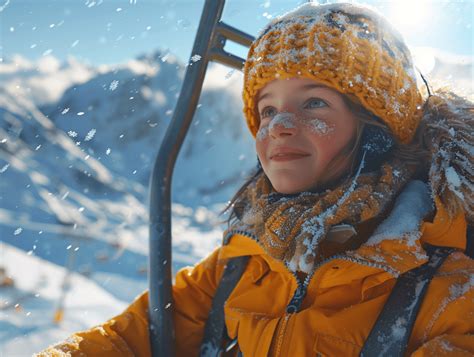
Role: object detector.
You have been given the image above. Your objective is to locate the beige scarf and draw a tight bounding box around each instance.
[227,159,416,273]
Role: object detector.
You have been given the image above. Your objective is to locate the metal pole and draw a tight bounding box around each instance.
[210,47,246,71]
[148,1,226,356]
[216,22,254,47]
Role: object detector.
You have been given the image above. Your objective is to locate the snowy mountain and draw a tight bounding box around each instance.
[0,54,99,106]
[37,50,255,206]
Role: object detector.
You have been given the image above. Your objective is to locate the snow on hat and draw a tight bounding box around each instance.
[243,2,424,143]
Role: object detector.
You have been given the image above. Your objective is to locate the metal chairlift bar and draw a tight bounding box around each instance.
[148,1,225,356]
[148,1,255,356]
[210,47,246,71]
[216,22,255,47]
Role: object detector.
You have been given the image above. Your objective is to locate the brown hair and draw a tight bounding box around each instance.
[220,93,431,223]
[342,94,431,177]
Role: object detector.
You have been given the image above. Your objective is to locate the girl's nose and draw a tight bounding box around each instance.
[269,112,298,138]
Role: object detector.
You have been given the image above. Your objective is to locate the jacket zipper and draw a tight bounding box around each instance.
[273,314,290,356]
[273,271,314,356]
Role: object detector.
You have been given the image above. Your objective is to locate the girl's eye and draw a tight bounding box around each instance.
[304,98,328,109]
[260,106,277,119]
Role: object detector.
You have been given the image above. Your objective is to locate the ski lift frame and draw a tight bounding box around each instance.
[148,0,254,355]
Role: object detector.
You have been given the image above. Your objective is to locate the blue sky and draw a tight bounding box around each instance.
[0,0,472,66]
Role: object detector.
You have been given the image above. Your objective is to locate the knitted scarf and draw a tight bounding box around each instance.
[227,158,416,273]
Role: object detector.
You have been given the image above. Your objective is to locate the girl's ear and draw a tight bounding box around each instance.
[356,125,395,173]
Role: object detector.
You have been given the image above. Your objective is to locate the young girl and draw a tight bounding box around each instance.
[38,3,473,356]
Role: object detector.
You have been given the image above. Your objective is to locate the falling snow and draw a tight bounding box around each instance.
[84,128,97,141]
[190,54,202,63]
[109,80,119,91]
[0,0,10,12]
[225,69,235,79]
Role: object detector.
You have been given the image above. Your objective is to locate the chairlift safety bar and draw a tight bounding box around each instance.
[148,1,254,356]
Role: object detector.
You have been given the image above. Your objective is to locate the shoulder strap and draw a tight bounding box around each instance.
[199,255,249,357]
[466,225,474,259]
[359,244,454,357]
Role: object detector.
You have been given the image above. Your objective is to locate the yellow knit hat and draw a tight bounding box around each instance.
[243,3,424,144]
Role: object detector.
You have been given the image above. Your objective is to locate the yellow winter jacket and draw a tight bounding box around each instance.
[37,199,473,356]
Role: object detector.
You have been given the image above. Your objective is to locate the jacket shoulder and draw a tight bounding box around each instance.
[409,251,474,353]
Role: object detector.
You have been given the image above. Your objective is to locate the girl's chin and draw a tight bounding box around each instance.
[269,177,319,194]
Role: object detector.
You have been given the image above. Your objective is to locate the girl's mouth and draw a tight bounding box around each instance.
[271,153,310,161]
[269,146,311,161]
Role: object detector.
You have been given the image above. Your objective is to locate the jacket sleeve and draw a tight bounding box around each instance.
[35,247,225,357]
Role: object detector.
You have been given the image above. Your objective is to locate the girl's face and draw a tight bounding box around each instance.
[255,77,358,194]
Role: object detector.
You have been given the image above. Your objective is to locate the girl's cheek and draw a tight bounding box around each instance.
[256,126,269,141]
[303,118,334,136]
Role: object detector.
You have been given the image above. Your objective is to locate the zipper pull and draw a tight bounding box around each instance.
[286,280,308,313]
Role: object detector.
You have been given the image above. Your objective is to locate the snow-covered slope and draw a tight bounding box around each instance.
[1,242,127,356]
